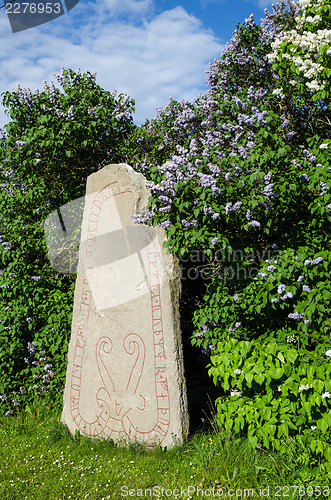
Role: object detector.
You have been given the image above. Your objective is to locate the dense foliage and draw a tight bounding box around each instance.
[130,0,331,467]
[0,68,135,415]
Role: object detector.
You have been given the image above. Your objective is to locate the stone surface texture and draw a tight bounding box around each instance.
[61,164,189,448]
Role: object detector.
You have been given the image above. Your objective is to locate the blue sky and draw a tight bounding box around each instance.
[0,0,274,126]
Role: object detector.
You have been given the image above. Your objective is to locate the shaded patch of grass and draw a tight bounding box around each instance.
[0,404,329,499]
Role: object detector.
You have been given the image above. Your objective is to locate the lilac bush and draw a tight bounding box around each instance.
[130,0,331,462]
[0,68,135,415]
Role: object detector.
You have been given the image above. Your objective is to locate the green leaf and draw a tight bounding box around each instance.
[245,373,254,386]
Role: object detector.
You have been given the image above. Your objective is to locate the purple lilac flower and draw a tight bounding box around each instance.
[181,219,191,229]
[303,149,316,163]
[27,342,36,356]
[280,291,294,300]
[304,257,323,267]
[302,285,311,293]
[67,105,74,120]
[232,201,243,211]
[281,118,290,129]
[211,237,219,246]
[248,220,260,227]
[212,186,221,196]
[271,298,279,303]
[297,275,304,283]
[277,284,286,294]
[161,220,173,230]
[287,131,296,141]
[288,312,303,320]
[233,294,239,302]
[320,182,329,196]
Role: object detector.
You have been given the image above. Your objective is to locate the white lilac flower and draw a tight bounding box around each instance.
[230,390,242,397]
[277,284,286,294]
[297,275,305,283]
[267,265,277,272]
[311,426,317,430]
[321,392,331,399]
[298,384,312,392]
[225,202,232,215]
[302,285,311,293]
[325,350,331,357]
[235,322,241,328]
[234,369,242,375]
[271,298,279,303]
[320,143,328,149]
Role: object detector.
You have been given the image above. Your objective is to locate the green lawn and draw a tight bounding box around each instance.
[0,405,329,499]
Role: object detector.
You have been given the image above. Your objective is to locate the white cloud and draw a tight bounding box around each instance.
[255,0,274,8]
[95,0,154,15]
[0,1,223,127]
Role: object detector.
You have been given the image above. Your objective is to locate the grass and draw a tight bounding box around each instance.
[0,404,330,499]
